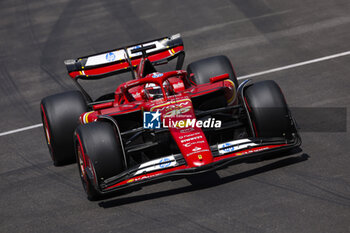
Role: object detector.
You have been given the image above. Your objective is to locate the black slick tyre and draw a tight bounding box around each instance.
[187,55,238,88]
[74,121,124,201]
[40,91,87,166]
[244,80,294,138]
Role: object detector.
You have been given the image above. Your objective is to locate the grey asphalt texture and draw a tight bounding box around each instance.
[1,0,349,232]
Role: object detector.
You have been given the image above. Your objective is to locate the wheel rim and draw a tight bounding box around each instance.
[40,106,55,161]
[43,122,54,158]
[76,143,89,192]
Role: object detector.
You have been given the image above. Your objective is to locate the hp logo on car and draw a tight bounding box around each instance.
[159,158,171,168]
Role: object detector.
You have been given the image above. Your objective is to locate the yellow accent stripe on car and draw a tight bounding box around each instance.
[84,111,93,124]
[150,98,191,112]
[224,79,236,104]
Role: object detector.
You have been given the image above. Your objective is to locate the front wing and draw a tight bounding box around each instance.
[97,135,301,194]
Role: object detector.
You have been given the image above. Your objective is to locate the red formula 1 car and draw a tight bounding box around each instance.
[40,34,301,200]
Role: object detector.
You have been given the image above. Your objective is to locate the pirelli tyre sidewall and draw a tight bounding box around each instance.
[74,121,124,201]
[187,55,239,88]
[40,91,87,166]
[244,80,294,138]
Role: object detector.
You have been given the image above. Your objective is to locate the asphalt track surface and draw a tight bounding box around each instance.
[1,0,349,232]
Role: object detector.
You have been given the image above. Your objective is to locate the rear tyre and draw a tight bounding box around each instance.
[244,80,294,138]
[74,121,124,201]
[40,91,87,166]
[187,55,238,88]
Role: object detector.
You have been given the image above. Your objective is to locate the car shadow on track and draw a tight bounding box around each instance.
[99,149,309,208]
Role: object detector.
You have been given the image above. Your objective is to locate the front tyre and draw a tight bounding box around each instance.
[74,121,125,201]
[244,80,295,138]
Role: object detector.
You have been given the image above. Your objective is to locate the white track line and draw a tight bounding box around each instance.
[0,123,43,137]
[0,50,350,137]
[237,50,350,80]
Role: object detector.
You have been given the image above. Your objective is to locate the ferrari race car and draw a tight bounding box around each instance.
[40,34,301,200]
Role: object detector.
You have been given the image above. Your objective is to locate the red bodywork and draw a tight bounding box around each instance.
[77,70,294,193]
[67,35,300,193]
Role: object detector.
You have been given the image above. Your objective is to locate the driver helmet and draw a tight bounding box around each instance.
[145,83,162,99]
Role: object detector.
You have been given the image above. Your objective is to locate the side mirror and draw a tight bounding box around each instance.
[140,89,147,100]
[209,73,229,83]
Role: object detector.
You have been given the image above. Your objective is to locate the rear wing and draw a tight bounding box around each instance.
[64,34,184,80]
